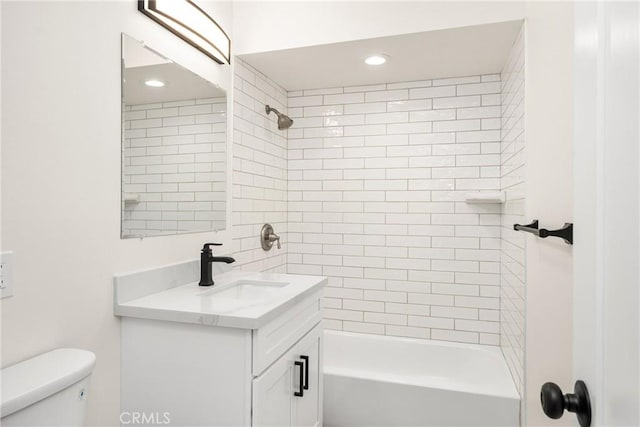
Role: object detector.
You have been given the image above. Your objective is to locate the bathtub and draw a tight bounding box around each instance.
[323,330,520,427]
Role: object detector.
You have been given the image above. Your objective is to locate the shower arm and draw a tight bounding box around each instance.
[265,105,281,116]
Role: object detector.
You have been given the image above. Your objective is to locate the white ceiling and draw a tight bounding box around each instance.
[124,63,226,105]
[240,20,523,91]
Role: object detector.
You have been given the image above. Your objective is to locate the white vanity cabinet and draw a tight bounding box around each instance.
[120,288,324,427]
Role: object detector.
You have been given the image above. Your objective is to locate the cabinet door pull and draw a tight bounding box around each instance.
[300,355,309,390]
[294,361,304,397]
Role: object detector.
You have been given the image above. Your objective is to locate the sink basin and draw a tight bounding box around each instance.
[199,280,290,301]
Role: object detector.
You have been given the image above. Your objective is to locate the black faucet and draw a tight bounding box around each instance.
[199,243,235,287]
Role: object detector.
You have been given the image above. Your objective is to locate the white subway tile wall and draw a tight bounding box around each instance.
[500,27,526,395]
[122,98,226,237]
[232,59,288,272]
[287,74,503,344]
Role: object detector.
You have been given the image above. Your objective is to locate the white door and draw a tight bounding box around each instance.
[572,1,639,426]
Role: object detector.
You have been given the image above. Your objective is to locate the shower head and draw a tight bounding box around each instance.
[265,105,294,130]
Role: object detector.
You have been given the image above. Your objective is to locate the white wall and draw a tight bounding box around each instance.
[524,2,574,426]
[287,77,504,343]
[0,2,233,425]
[232,58,288,272]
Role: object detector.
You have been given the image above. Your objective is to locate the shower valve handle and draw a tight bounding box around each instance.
[268,233,281,249]
[261,223,281,251]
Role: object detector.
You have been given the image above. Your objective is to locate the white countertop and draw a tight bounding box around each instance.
[114,269,327,329]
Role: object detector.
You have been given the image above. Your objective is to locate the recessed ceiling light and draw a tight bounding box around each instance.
[144,79,165,87]
[365,55,387,66]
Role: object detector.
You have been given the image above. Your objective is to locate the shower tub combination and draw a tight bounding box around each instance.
[323,330,520,427]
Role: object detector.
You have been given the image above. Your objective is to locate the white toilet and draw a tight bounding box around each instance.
[1,348,96,426]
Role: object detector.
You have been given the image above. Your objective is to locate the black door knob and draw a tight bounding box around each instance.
[540,380,591,427]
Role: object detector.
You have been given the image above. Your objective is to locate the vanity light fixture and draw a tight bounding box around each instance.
[138,0,231,64]
[144,79,165,87]
[365,54,388,65]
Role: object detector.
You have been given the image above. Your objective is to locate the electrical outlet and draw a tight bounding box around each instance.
[1,252,14,299]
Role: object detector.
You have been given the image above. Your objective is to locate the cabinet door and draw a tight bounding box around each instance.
[293,323,323,427]
[252,348,294,427]
[252,323,323,427]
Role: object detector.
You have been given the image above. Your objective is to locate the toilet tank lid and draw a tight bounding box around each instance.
[1,348,96,418]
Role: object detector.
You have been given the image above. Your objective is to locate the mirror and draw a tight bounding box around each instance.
[121,34,226,239]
